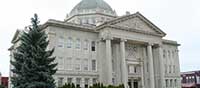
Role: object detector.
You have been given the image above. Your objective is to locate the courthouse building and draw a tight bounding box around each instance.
[9,0,181,88]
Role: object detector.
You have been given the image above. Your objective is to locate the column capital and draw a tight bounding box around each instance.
[120,38,127,42]
[102,35,113,40]
[101,30,113,40]
[154,43,163,48]
[147,42,154,46]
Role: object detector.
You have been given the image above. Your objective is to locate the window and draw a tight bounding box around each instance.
[170,79,172,87]
[76,78,81,88]
[67,78,72,83]
[192,76,195,83]
[65,58,73,70]
[92,78,97,84]
[165,64,167,73]
[91,41,95,51]
[173,65,175,73]
[75,38,81,49]
[67,37,73,48]
[112,78,115,84]
[92,19,96,24]
[165,79,168,87]
[58,77,64,87]
[172,51,175,59]
[83,59,89,71]
[168,50,171,59]
[58,57,64,70]
[134,66,137,73]
[163,50,166,58]
[169,65,171,73]
[79,19,83,24]
[85,78,89,88]
[83,40,89,50]
[197,76,200,84]
[58,36,64,48]
[75,58,81,70]
[174,79,177,87]
[92,60,96,71]
[186,77,189,83]
[85,19,89,24]
[128,65,135,73]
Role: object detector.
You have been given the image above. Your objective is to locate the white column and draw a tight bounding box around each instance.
[106,38,113,85]
[98,40,103,83]
[158,45,165,88]
[140,62,145,88]
[131,80,134,88]
[147,43,155,88]
[120,39,128,88]
[89,78,93,86]
[81,78,85,88]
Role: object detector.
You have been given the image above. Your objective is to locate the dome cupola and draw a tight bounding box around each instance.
[66,0,117,25]
[70,0,116,16]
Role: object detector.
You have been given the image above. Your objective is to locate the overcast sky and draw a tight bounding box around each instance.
[0,0,200,76]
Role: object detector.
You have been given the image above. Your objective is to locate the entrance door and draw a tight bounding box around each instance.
[133,81,138,88]
[128,80,132,88]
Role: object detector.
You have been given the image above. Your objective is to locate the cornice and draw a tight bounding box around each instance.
[101,25,164,37]
[41,19,98,33]
[162,39,180,46]
[65,13,117,21]
[136,12,166,36]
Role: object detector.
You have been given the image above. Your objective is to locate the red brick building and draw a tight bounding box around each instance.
[0,72,8,88]
[1,77,8,88]
[181,70,200,88]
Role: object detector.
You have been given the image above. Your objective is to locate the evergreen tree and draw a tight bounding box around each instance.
[0,85,5,88]
[11,14,57,88]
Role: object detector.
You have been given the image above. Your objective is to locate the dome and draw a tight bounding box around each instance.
[70,0,116,16]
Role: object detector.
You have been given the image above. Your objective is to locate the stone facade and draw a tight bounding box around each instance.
[9,0,181,88]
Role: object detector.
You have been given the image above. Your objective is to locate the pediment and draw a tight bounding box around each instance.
[114,17,158,33]
[100,12,166,37]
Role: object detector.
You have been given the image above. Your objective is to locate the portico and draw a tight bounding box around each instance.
[100,32,164,88]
